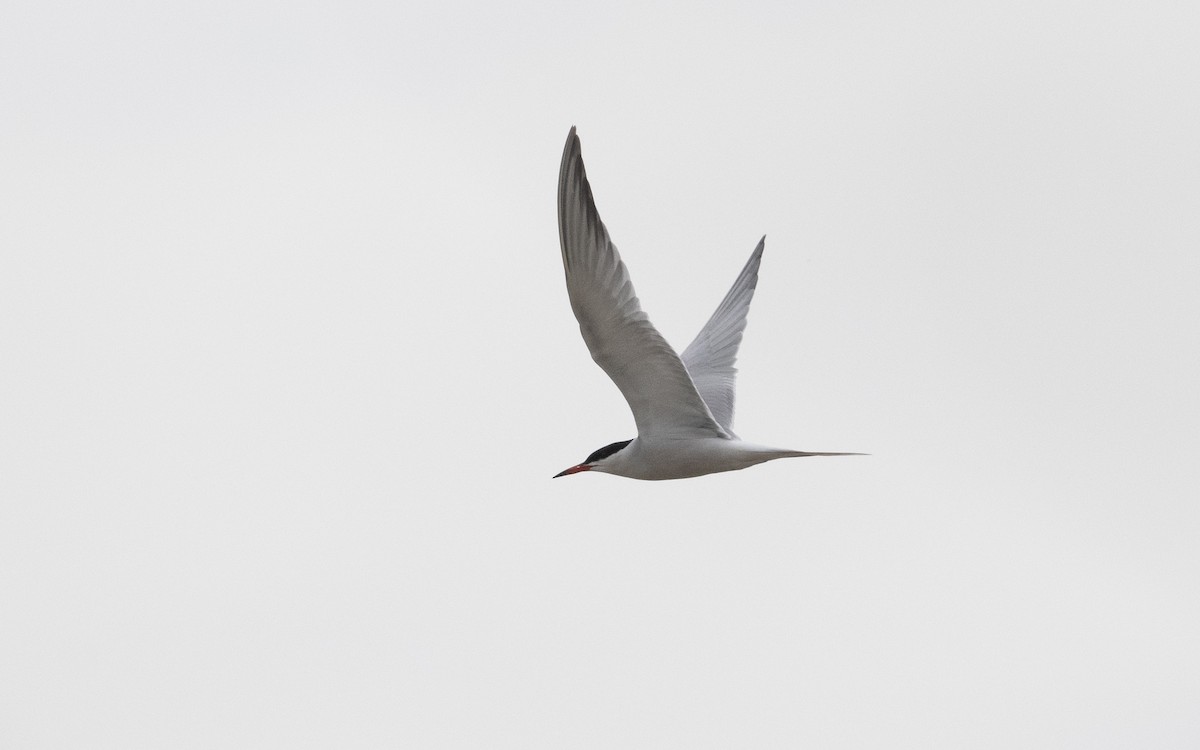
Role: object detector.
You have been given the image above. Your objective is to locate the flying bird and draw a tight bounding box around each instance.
[554,127,861,480]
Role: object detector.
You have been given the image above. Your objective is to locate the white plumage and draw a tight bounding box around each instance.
[554,127,861,480]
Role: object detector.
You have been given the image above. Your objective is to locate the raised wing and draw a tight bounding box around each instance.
[680,237,765,436]
[557,127,728,440]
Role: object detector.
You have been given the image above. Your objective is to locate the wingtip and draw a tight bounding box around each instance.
[562,126,581,164]
[744,235,765,263]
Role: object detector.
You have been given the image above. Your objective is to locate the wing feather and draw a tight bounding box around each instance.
[557,128,727,439]
[680,237,765,435]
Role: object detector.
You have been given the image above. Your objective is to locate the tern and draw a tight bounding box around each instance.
[554,127,862,481]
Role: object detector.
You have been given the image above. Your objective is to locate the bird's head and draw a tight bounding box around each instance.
[553,438,633,478]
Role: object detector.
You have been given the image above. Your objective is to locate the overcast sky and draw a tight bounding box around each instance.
[2,0,1198,747]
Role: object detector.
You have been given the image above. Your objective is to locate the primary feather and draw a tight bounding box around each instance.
[557,127,728,440]
[680,237,765,436]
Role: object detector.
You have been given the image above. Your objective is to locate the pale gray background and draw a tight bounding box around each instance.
[2,0,1197,747]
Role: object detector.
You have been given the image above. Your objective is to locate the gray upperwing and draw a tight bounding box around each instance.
[558,127,728,439]
[679,237,765,437]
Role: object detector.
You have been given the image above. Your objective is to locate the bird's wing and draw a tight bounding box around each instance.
[680,237,765,436]
[558,127,728,440]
